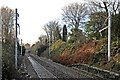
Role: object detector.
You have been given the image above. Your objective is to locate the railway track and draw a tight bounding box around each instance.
[25,53,93,79]
[28,56,56,78]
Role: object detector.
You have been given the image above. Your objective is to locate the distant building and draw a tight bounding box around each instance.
[25,43,31,53]
[25,43,30,48]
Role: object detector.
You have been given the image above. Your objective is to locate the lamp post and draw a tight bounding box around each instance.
[15,8,18,69]
[99,1,112,61]
[108,4,111,61]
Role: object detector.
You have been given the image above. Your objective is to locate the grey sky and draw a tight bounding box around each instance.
[0,0,85,45]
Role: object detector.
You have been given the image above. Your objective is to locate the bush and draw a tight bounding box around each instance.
[2,42,21,79]
[37,45,48,56]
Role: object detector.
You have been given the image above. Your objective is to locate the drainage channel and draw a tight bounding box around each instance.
[28,56,57,78]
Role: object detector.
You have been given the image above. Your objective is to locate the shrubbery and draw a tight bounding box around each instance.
[37,45,48,56]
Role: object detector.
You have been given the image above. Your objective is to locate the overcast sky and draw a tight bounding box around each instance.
[0,0,85,45]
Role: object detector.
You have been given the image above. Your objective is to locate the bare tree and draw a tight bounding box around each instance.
[0,7,19,79]
[83,0,120,42]
[62,3,88,29]
[1,7,14,43]
[43,25,49,41]
[43,20,61,44]
[38,35,48,45]
[87,0,120,15]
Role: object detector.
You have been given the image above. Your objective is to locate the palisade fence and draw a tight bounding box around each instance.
[68,63,120,79]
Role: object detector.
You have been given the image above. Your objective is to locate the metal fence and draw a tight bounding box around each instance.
[69,63,120,79]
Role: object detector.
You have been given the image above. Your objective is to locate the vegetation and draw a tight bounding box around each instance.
[0,6,27,79]
[40,39,65,58]
[1,7,23,79]
[62,2,88,29]
[32,0,120,74]
[43,20,62,44]
[1,0,119,79]
[37,45,47,56]
[84,12,107,39]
